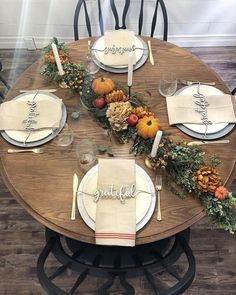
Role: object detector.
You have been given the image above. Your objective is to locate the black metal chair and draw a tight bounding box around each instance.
[74,0,168,41]
[37,227,195,295]
[0,61,10,101]
[232,88,236,95]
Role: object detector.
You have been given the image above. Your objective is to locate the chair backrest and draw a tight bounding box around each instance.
[74,0,168,41]
[0,61,10,101]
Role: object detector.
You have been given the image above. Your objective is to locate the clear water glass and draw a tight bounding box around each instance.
[53,123,74,147]
[86,58,100,75]
[158,72,177,97]
[86,41,99,75]
[76,139,97,172]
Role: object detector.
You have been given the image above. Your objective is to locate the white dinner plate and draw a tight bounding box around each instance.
[176,85,227,134]
[1,91,67,147]
[77,164,156,231]
[93,36,144,68]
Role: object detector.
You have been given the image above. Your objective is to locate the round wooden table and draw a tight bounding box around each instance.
[0,37,235,245]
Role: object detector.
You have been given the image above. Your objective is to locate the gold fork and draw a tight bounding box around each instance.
[7,148,44,154]
[179,79,215,86]
[155,174,162,221]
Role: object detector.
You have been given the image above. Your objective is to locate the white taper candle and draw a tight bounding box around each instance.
[51,43,65,76]
[150,130,163,158]
[127,52,133,87]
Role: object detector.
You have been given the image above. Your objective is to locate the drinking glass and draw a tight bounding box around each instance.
[53,123,74,147]
[76,139,97,172]
[158,72,177,97]
[86,58,100,75]
[86,41,99,75]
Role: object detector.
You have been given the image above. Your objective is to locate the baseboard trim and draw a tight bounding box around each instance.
[1,34,236,49]
[167,34,236,47]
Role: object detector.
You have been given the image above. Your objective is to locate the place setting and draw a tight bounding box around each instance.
[90,29,150,73]
[0,90,67,148]
[158,72,236,140]
[72,157,157,246]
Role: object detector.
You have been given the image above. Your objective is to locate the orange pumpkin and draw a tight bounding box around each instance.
[214,186,228,200]
[136,116,159,139]
[92,77,115,95]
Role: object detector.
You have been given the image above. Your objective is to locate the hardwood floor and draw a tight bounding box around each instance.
[0,47,236,295]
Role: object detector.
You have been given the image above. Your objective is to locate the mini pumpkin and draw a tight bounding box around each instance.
[136,116,159,139]
[91,77,115,95]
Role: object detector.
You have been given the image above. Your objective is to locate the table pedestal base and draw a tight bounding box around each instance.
[37,228,195,295]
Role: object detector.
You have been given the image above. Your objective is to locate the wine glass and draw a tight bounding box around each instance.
[158,72,177,97]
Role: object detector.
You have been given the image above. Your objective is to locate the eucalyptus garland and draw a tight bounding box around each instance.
[40,38,236,234]
[148,137,236,233]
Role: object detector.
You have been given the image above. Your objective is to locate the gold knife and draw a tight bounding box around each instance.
[19,89,57,93]
[148,40,154,65]
[71,173,79,220]
[187,140,230,146]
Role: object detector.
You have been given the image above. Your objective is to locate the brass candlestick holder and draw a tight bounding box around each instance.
[59,81,69,89]
[144,155,157,170]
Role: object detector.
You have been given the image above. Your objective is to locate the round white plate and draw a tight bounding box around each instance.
[1,91,67,147]
[77,164,156,231]
[176,85,227,134]
[93,36,144,68]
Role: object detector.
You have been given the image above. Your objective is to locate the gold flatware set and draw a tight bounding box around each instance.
[187,140,230,146]
[19,89,57,93]
[71,173,79,220]
[7,148,44,154]
[155,174,162,221]
[179,79,216,86]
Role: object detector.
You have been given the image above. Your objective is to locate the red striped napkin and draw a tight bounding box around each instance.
[95,158,136,247]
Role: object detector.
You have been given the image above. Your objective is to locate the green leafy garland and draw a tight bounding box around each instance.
[40,37,86,92]
[40,38,236,234]
[148,137,236,233]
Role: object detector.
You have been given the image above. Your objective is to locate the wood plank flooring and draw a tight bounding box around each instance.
[0,47,236,295]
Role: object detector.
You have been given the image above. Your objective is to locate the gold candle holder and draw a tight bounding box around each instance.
[144,155,157,170]
[59,81,69,89]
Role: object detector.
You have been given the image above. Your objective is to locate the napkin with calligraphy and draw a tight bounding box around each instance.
[95,158,136,247]
[0,98,62,131]
[166,94,236,125]
[102,30,136,66]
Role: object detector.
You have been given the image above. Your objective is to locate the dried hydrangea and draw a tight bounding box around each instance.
[193,166,221,193]
[106,101,132,131]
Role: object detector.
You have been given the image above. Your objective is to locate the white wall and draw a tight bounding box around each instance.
[0,0,236,48]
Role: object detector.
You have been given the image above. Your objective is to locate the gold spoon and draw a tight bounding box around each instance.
[7,148,44,154]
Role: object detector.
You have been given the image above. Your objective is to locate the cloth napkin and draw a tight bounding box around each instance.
[0,98,62,131]
[95,158,136,247]
[166,94,236,125]
[102,30,136,66]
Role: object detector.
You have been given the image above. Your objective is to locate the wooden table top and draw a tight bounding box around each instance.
[0,37,235,245]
